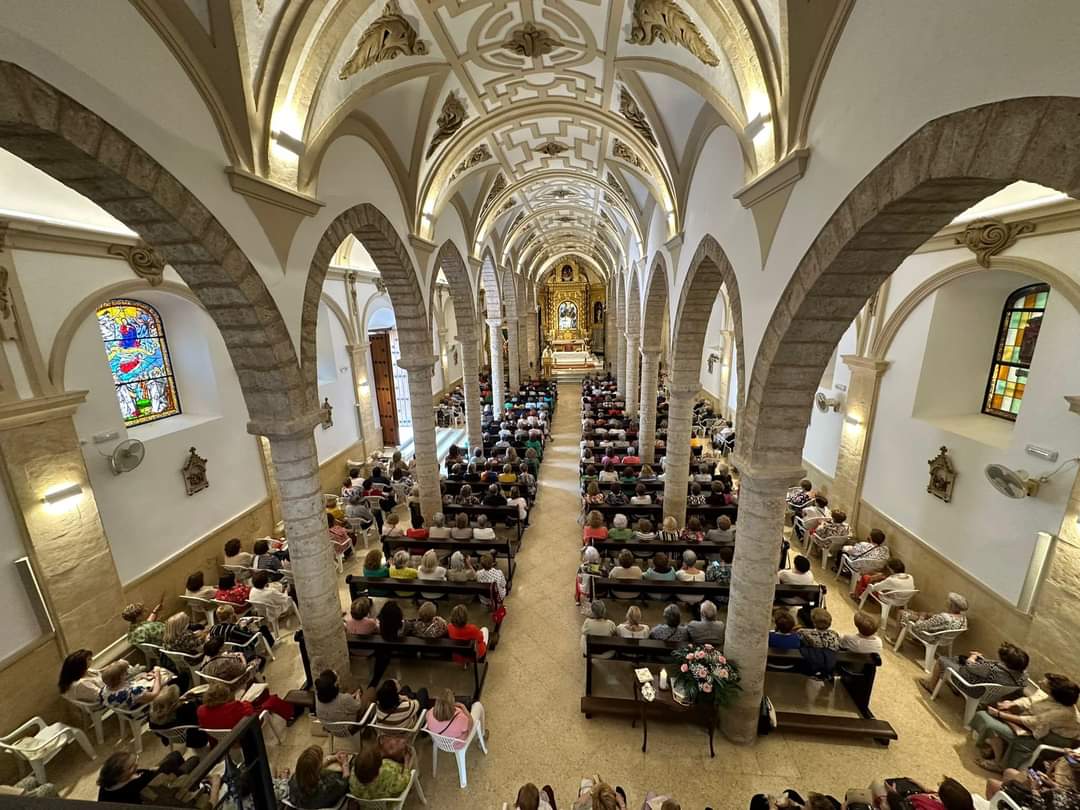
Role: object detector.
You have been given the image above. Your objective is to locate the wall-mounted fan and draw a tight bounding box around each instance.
[109,439,145,475]
[985,457,1080,499]
[815,392,842,413]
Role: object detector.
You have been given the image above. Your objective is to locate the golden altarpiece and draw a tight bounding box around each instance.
[539,257,605,352]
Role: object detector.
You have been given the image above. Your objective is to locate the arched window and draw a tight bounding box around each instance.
[96,298,181,426]
[982,283,1049,421]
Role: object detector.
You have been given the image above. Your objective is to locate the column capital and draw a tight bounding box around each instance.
[248,410,323,440]
[641,348,661,359]
[396,357,435,373]
[667,382,700,396]
[841,354,891,375]
[1066,395,1080,416]
[0,390,88,431]
[347,341,370,352]
[729,453,805,489]
[485,318,504,328]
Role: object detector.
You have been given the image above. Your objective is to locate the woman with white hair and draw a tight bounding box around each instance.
[617,606,650,639]
[417,549,447,600]
[607,513,633,541]
[675,549,705,604]
[446,551,476,582]
[580,600,616,654]
[649,604,689,643]
[899,592,970,635]
[428,512,451,539]
[686,600,726,645]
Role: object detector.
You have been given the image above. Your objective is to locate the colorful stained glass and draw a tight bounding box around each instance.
[982,283,1048,421]
[96,298,181,426]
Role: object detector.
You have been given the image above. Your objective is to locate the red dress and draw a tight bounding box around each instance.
[197,695,295,730]
[214,584,251,605]
[447,622,487,663]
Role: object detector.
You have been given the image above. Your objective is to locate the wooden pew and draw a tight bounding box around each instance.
[440,503,526,541]
[381,536,517,588]
[592,503,738,526]
[346,634,488,703]
[589,579,824,609]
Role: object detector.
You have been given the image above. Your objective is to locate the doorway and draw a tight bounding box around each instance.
[369,329,399,446]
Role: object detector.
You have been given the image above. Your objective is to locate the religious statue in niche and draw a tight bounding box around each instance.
[321,397,333,429]
[593,301,604,324]
[927,446,957,503]
[561,264,574,282]
[182,446,208,496]
[558,301,578,330]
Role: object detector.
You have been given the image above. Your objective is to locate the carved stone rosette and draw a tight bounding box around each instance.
[452,145,492,177]
[627,0,720,67]
[502,22,562,58]
[339,0,428,80]
[619,87,657,146]
[612,139,643,168]
[426,91,468,159]
[108,242,166,286]
[956,218,1035,267]
[537,141,569,157]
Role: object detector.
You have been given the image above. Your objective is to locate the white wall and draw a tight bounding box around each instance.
[802,322,857,477]
[0,483,49,661]
[313,296,362,464]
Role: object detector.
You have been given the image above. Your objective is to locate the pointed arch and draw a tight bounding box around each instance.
[626,265,642,338]
[479,248,502,320]
[642,253,670,351]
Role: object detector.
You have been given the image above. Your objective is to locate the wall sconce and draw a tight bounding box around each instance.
[844,415,863,426]
[270,129,305,158]
[745,112,772,141]
[41,482,83,507]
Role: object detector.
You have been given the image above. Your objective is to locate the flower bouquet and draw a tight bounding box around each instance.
[670,644,741,708]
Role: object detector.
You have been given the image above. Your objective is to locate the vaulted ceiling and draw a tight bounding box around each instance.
[135,0,850,277]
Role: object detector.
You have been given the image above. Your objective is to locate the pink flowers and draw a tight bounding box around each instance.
[680,663,689,672]
[702,682,713,693]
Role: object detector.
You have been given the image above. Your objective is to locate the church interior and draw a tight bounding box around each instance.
[0,2,1079,809]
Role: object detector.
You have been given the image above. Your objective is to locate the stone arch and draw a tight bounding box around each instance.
[319,292,354,343]
[479,248,502,319]
[500,267,522,391]
[361,293,395,332]
[430,240,483,448]
[614,270,627,391]
[642,253,669,351]
[626,266,641,337]
[305,203,441,521]
[741,96,1080,472]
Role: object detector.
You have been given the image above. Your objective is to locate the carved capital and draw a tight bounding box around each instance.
[108,242,166,286]
[339,0,427,79]
[956,218,1035,267]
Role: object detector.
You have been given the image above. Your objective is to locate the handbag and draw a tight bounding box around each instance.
[757,696,778,735]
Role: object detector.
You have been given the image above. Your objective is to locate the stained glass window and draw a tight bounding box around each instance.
[96,298,181,426]
[982,283,1049,421]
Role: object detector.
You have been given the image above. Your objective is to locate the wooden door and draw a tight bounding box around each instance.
[369,330,398,447]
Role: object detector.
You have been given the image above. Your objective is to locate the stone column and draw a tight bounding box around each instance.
[460,336,484,452]
[525,309,538,380]
[720,462,804,743]
[661,381,698,524]
[399,359,442,522]
[616,330,627,397]
[261,420,350,681]
[0,392,126,653]
[506,318,521,394]
[487,319,505,413]
[519,313,532,382]
[348,342,381,454]
[638,349,661,464]
[436,329,450,392]
[625,336,640,420]
[718,330,735,418]
[832,356,890,526]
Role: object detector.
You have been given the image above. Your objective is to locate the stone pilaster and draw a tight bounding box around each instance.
[506,318,521,393]
[519,314,532,382]
[349,342,381,454]
[487,319,505,412]
[638,349,661,464]
[436,328,450,391]
[625,336,640,420]
[832,356,891,526]
[720,461,806,744]
[261,418,350,681]
[0,391,126,653]
[460,336,484,451]
[398,359,442,523]
[616,330,627,397]
[661,381,698,524]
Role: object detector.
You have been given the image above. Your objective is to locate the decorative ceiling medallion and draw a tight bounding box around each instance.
[555,215,575,224]
[426,91,468,159]
[618,88,657,146]
[627,0,720,67]
[452,144,492,178]
[483,173,508,212]
[612,139,643,168]
[339,1,428,79]
[108,242,166,287]
[551,188,573,199]
[956,218,1035,267]
[537,141,569,157]
[502,22,562,59]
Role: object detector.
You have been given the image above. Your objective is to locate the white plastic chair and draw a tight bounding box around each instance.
[62,694,114,746]
[203,710,282,746]
[151,724,202,753]
[225,626,275,661]
[182,595,217,626]
[369,709,428,747]
[0,717,96,783]
[314,705,375,753]
[349,767,427,808]
[110,703,152,753]
[247,600,292,638]
[893,622,966,673]
[133,642,165,668]
[162,649,204,687]
[197,661,259,692]
[1015,744,1070,770]
[930,666,1027,727]
[858,587,918,636]
[989,791,1024,810]
[423,703,488,789]
[223,564,253,583]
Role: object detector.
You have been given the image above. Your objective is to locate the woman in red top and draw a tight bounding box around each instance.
[582,510,609,545]
[213,573,250,605]
[447,604,488,663]
[196,682,295,730]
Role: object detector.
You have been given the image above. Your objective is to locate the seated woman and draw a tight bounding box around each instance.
[693,464,713,483]
[457,483,481,506]
[972,674,1080,772]
[606,514,632,542]
[649,603,688,642]
[389,549,418,580]
[345,597,380,636]
[424,688,484,747]
[374,678,430,729]
[986,746,1080,808]
[473,514,497,541]
[447,551,476,582]
[617,606,650,639]
[197,680,295,729]
[675,549,705,604]
[162,612,206,656]
[630,483,652,505]
[638,464,657,482]
[248,570,296,623]
[184,571,217,601]
[406,601,449,638]
[448,603,489,662]
[598,463,619,483]
[580,600,617,654]
[658,516,680,545]
[100,660,165,711]
[706,515,736,545]
[583,481,606,509]
[315,669,371,733]
[288,746,352,809]
[797,608,841,650]
[610,550,644,582]
[582,510,608,544]
[58,649,109,706]
[381,512,405,538]
[524,447,540,476]
[482,484,508,508]
[498,464,518,486]
[200,636,255,683]
[363,548,390,578]
[252,538,287,576]
[464,463,482,483]
[687,482,707,506]
[921,641,1029,700]
[680,516,705,544]
[507,486,529,525]
[149,685,208,750]
[428,512,451,539]
[213,572,250,605]
[123,601,166,647]
[96,751,171,804]
[706,480,729,507]
[223,538,253,569]
[348,747,413,801]
[633,518,657,542]
[898,592,969,636]
[644,553,676,581]
[345,494,375,532]
[450,512,474,540]
[768,609,801,649]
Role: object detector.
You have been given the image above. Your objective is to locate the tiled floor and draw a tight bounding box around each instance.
[47,383,996,808]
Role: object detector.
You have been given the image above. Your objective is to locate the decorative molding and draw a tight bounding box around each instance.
[452,144,492,177]
[917,197,1080,255]
[426,91,468,159]
[618,87,657,146]
[338,0,428,79]
[107,243,167,287]
[0,389,88,431]
[627,0,719,67]
[483,173,508,212]
[734,148,811,208]
[501,22,562,58]
[0,220,9,252]
[550,188,574,200]
[537,141,569,157]
[225,167,324,216]
[182,447,209,496]
[927,446,957,504]
[612,139,643,169]
[955,218,1036,267]
[606,172,627,201]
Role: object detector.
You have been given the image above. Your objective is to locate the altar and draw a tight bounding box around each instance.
[552,338,588,352]
[539,257,606,367]
[553,350,592,366]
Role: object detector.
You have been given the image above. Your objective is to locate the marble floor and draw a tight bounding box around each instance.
[48,383,998,809]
